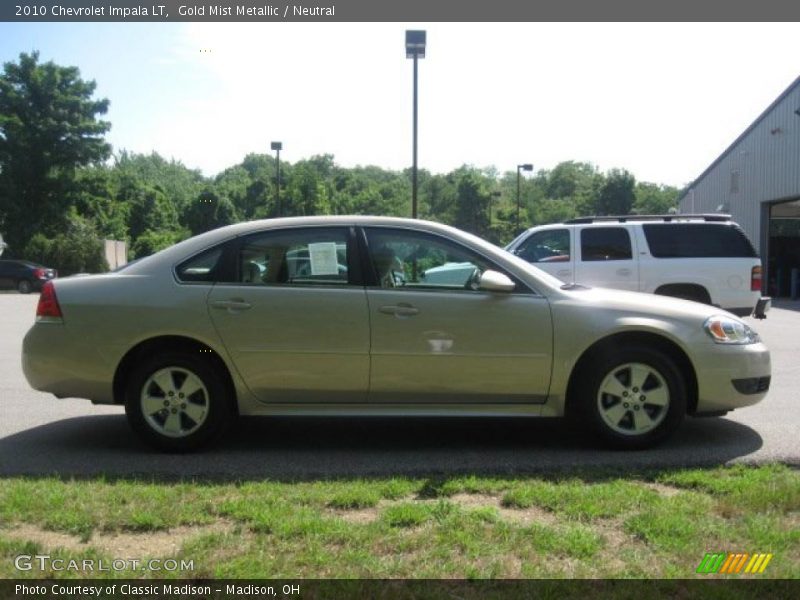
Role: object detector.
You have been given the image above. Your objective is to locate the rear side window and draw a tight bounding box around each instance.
[176,247,224,282]
[643,224,758,258]
[236,228,349,286]
[580,227,632,261]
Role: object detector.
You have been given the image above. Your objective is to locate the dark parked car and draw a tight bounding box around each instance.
[0,260,57,293]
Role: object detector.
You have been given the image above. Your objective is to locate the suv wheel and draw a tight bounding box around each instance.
[125,352,232,451]
[574,346,686,449]
[17,279,32,294]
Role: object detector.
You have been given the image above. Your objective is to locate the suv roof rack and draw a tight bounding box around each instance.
[563,214,731,224]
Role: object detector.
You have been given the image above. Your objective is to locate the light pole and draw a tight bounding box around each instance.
[406,30,426,219]
[271,141,282,216]
[516,163,533,233]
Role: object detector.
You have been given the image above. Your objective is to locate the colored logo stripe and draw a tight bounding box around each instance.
[697,553,773,574]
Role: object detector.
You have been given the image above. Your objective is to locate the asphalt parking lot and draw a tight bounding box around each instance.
[0,292,798,480]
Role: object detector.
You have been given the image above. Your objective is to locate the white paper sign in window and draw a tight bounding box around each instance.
[308,242,340,276]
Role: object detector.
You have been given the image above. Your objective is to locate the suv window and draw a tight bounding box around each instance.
[643,224,758,258]
[236,228,349,286]
[515,229,570,263]
[580,227,632,261]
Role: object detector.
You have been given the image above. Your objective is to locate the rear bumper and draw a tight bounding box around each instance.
[728,297,771,319]
[22,322,115,403]
[753,297,771,319]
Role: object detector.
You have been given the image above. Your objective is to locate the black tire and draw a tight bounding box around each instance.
[572,345,686,449]
[124,352,232,452]
[17,279,32,294]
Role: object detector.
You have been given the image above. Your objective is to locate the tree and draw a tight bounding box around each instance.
[596,168,636,215]
[0,52,110,254]
[183,187,239,235]
[24,211,108,275]
[634,182,679,215]
[452,167,492,237]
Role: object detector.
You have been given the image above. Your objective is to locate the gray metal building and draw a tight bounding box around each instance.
[679,75,800,297]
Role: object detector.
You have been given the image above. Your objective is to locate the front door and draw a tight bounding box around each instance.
[363,227,553,404]
[512,227,574,282]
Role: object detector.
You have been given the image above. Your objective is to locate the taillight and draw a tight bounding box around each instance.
[33,268,46,279]
[751,265,762,292]
[36,281,63,320]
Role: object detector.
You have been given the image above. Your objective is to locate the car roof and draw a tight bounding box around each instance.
[120,216,506,272]
[0,259,39,267]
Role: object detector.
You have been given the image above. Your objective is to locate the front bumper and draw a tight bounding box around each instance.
[693,341,771,413]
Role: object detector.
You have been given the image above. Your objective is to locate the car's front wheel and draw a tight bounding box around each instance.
[17,279,32,294]
[574,346,686,449]
[125,352,232,451]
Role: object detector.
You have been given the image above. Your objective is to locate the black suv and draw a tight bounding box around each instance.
[0,260,57,293]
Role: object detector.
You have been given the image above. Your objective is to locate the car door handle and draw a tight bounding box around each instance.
[379,304,419,317]
[210,299,252,312]
[616,268,632,276]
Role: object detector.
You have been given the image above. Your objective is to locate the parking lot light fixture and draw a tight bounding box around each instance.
[271,141,282,217]
[406,30,426,219]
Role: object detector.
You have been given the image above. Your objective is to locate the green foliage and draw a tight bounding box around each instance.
[23,213,108,275]
[634,182,680,214]
[130,228,187,259]
[183,188,240,236]
[0,51,110,253]
[596,168,636,215]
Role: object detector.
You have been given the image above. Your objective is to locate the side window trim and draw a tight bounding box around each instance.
[359,225,536,295]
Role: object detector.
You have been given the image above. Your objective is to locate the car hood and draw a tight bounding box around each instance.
[557,285,733,322]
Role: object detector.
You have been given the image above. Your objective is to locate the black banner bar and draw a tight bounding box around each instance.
[1,579,799,600]
[3,0,800,22]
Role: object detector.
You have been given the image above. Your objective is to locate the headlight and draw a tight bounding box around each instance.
[703,315,760,345]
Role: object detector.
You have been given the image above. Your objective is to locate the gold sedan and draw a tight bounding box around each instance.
[22,217,771,451]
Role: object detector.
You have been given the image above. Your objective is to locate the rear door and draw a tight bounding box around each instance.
[575,226,639,291]
[206,226,370,403]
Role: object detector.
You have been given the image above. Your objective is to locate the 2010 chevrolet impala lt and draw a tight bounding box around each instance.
[22,216,771,451]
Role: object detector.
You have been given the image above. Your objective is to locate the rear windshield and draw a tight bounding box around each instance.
[642,224,758,258]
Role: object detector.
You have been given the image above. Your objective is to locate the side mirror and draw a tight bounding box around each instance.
[479,270,515,293]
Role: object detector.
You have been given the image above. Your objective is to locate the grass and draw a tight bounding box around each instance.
[0,465,797,579]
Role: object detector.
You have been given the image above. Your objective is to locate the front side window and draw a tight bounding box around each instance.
[235,228,349,286]
[580,227,632,261]
[515,229,571,263]
[365,228,494,291]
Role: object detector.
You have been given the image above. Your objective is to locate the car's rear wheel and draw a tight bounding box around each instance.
[574,346,686,449]
[17,279,31,294]
[125,352,232,451]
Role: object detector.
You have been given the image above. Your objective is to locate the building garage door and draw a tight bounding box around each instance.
[768,199,800,297]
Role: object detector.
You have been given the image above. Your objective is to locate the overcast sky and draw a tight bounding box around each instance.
[1,22,799,186]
